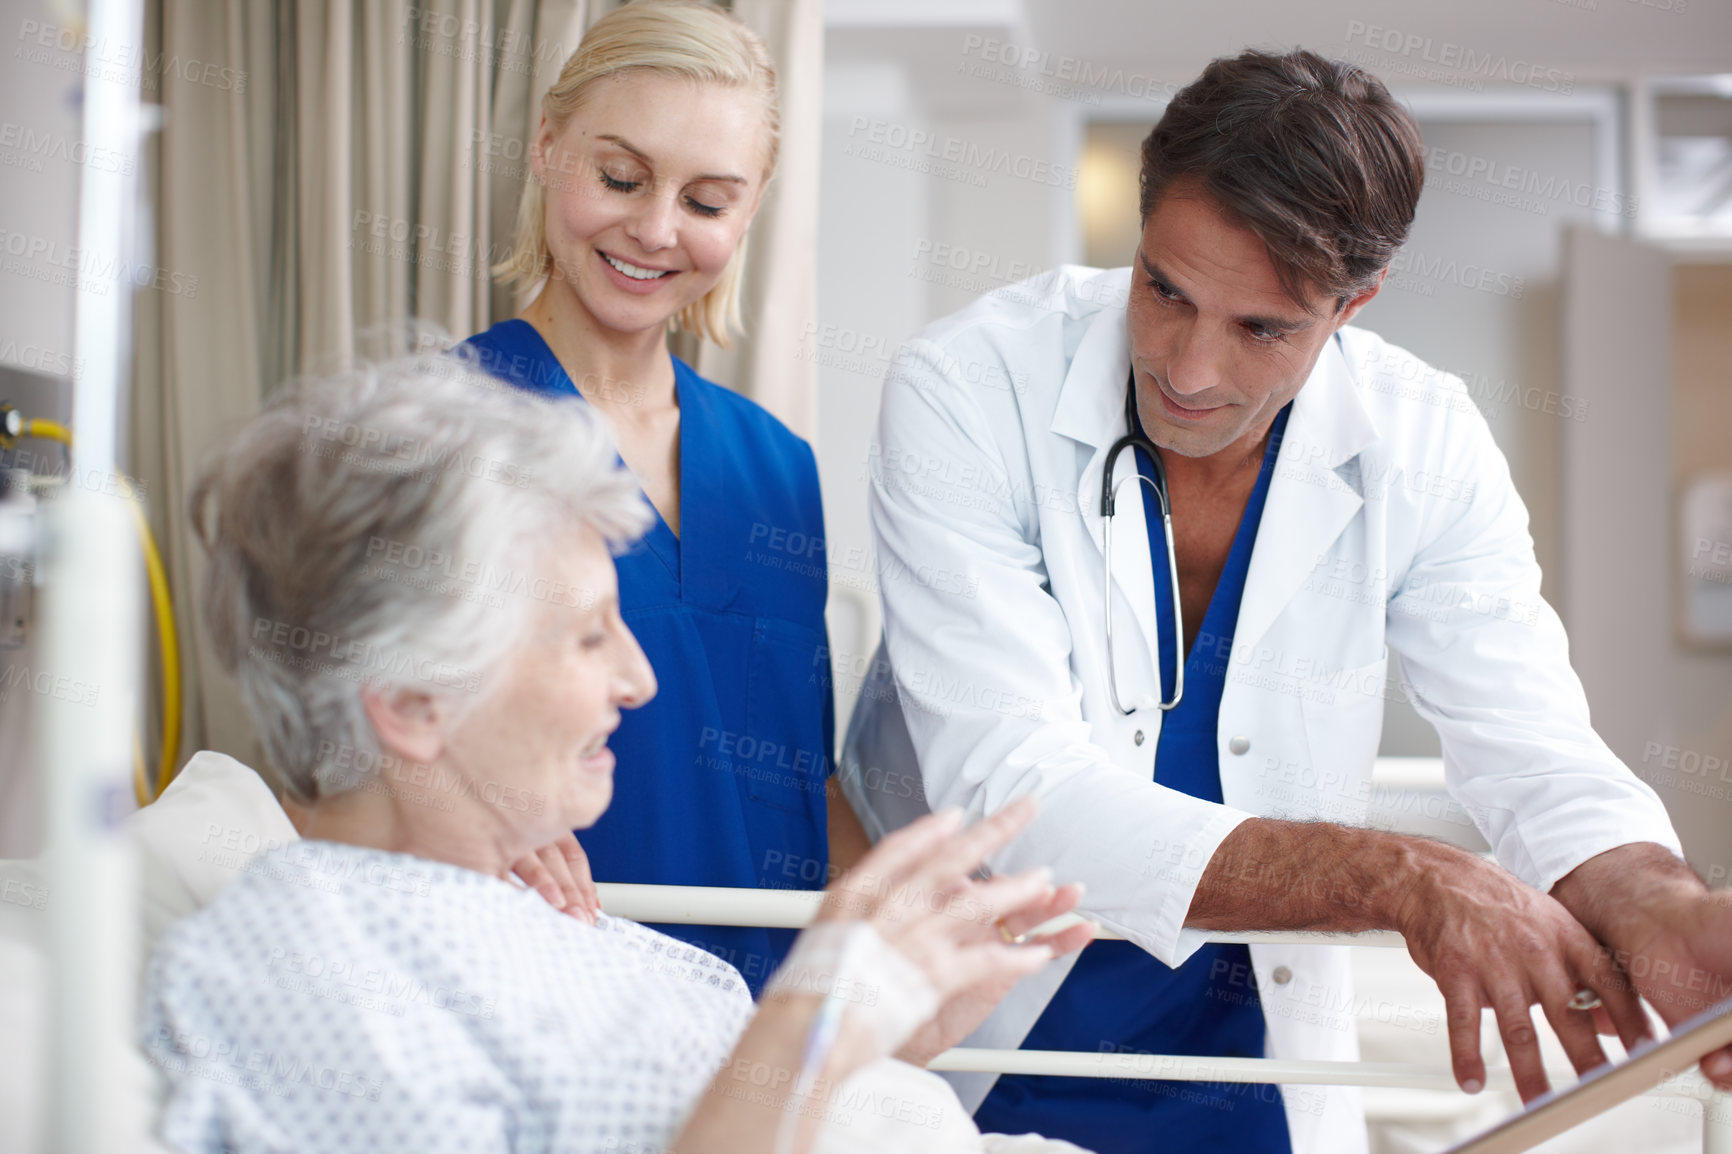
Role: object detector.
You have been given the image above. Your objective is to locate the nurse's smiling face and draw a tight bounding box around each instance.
[1125,180,1382,463]
[530,71,770,338]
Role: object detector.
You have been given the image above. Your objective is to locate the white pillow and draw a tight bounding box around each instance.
[127,750,300,955]
[0,749,294,966]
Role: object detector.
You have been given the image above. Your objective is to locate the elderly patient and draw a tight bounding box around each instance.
[141,351,1095,1154]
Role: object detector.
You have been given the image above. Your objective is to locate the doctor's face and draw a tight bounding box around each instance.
[531,72,770,338]
[1125,180,1379,462]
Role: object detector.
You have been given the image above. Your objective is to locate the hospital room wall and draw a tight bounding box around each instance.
[1563,237,1732,879]
[1352,117,1602,759]
[815,62,931,700]
[0,41,79,384]
[1661,262,1732,878]
[817,63,1071,727]
[0,46,82,858]
[1360,123,1732,878]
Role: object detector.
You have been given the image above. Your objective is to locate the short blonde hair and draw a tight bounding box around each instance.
[493,0,779,349]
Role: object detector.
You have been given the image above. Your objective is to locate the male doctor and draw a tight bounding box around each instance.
[842,48,1732,1154]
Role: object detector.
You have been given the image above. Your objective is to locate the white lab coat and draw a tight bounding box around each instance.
[840,265,1683,1154]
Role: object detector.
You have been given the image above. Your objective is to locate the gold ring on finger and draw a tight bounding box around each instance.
[996,920,1027,946]
[1569,989,1602,1012]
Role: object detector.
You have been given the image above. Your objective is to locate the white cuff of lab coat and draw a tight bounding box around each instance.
[1514,803,1685,894]
[1107,803,1256,969]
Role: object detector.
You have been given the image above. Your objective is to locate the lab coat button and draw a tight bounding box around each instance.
[1228,735,1250,755]
[1133,730,1145,746]
[1272,965,1293,986]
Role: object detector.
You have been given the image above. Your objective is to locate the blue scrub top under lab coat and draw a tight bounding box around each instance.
[463,320,834,994]
[974,399,1295,1154]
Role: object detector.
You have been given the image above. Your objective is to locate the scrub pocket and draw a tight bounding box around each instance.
[742,615,832,822]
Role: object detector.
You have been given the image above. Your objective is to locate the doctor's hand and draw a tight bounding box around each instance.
[1551,842,1732,1090]
[1394,842,1652,1104]
[512,830,599,924]
[815,798,1090,1055]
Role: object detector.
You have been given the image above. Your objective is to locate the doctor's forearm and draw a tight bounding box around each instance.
[1189,819,1672,1102]
[1184,818,1466,933]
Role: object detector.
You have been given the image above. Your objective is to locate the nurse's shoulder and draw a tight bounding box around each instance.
[459,319,576,398]
[673,354,819,489]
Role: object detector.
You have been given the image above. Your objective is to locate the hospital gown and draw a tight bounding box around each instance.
[142,840,754,1154]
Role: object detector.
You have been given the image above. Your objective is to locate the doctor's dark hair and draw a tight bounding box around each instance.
[1139,48,1425,308]
[190,341,652,803]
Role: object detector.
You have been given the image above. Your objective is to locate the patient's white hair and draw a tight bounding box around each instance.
[191,342,652,802]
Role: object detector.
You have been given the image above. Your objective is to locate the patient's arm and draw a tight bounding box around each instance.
[675,799,1072,1154]
[677,986,878,1154]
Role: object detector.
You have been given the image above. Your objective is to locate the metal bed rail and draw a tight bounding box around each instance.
[596,882,1732,1153]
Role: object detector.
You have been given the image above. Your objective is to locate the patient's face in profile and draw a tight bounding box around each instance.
[532,71,769,338]
[438,526,656,840]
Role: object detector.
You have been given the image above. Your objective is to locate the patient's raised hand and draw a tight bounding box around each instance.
[895,872,1094,1066]
[809,797,1092,1061]
[678,800,1085,1154]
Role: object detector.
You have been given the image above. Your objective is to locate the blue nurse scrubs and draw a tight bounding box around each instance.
[463,320,834,995]
[973,399,1296,1154]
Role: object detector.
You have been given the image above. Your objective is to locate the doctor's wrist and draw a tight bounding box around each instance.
[1382,836,1487,938]
[1550,842,1704,954]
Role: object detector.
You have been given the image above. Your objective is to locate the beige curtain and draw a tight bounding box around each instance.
[131,0,822,786]
[132,0,278,782]
[132,0,592,786]
[688,0,822,442]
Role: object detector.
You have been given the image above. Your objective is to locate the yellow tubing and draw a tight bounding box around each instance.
[124,476,182,797]
[22,418,71,447]
[133,731,149,809]
[21,417,182,802]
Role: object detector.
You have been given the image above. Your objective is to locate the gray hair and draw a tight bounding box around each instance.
[191,343,653,802]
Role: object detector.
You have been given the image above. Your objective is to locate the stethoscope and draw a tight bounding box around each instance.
[1100,371,1184,716]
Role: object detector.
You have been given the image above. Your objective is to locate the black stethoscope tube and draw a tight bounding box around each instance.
[1100,374,1185,714]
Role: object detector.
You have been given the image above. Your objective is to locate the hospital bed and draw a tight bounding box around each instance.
[4,750,1729,1154]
